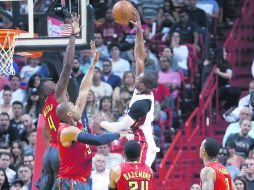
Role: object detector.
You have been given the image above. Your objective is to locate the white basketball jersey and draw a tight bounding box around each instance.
[128,89,155,126]
[128,89,160,166]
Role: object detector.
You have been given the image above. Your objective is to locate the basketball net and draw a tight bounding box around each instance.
[0,30,20,78]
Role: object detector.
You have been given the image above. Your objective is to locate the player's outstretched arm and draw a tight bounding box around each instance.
[109,166,121,190]
[59,126,120,147]
[130,9,145,77]
[74,41,99,117]
[100,99,151,132]
[100,116,134,132]
[55,13,80,102]
[200,167,216,190]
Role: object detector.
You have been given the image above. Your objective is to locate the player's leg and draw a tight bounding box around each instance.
[52,178,60,190]
[35,147,54,190]
[73,180,91,190]
[145,147,157,168]
[53,178,91,190]
[50,147,60,179]
[139,142,148,165]
[138,141,158,167]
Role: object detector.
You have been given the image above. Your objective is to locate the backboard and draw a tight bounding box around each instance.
[0,0,94,52]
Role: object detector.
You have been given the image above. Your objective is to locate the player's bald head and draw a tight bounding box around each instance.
[56,102,73,121]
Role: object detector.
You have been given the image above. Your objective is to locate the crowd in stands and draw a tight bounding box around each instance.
[0,0,253,189]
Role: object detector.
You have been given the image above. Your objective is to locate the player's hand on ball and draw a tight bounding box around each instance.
[130,9,142,31]
[131,8,140,22]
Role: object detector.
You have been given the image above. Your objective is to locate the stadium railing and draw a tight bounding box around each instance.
[158,65,218,189]
[159,131,183,190]
[224,0,254,65]
[199,64,218,137]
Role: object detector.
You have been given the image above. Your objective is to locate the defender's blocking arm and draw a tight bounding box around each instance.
[74,41,99,119]
[60,126,120,146]
[100,99,151,132]
[55,14,80,102]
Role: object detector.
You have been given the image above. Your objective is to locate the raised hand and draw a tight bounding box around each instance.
[71,13,80,35]
[130,9,142,31]
[90,40,97,57]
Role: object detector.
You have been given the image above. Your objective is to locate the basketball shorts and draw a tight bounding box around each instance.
[53,178,91,190]
[145,146,158,167]
[139,141,159,167]
[36,146,60,190]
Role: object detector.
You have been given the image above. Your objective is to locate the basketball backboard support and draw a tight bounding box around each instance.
[0,0,94,52]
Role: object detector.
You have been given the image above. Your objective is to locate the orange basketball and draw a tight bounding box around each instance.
[112,0,134,25]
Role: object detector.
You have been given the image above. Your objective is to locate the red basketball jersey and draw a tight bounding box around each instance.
[117,162,153,190]
[201,161,233,190]
[57,121,92,182]
[42,92,60,146]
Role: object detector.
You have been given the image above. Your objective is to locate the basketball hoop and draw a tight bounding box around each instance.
[0,29,20,77]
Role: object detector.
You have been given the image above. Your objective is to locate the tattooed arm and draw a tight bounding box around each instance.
[200,167,216,190]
